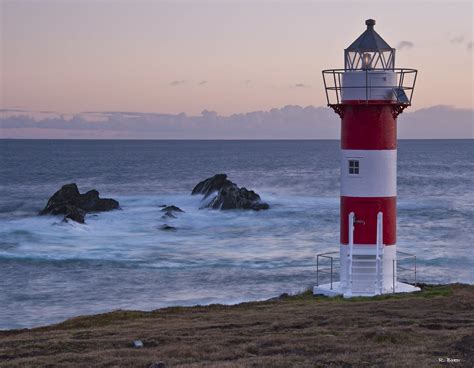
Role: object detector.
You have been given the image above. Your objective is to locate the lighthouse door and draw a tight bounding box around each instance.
[353,201,380,245]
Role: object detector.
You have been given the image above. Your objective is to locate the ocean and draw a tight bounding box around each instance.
[0,139,472,330]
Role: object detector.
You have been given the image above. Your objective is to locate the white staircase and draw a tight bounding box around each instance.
[345,212,384,297]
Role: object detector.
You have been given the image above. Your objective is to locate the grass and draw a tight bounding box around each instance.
[0,284,473,367]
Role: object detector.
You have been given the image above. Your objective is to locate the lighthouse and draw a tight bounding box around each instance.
[316,19,419,297]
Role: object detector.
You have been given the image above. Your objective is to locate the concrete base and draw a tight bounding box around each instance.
[313,282,343,297]
[313,281,420,298]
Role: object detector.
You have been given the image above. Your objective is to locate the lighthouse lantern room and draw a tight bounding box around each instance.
[315,19,419,297]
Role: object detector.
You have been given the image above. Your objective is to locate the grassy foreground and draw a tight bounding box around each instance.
[0,284,473,367]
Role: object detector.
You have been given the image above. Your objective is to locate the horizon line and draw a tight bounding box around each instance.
[1,138,473,141]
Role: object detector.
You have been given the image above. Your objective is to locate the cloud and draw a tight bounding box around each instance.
[294,83,310,88]
[449,35,472,50]
[0,105,338,139]
[1,108,59,116]
[1,105,472,139]
[398,105,473,139]
[0,108,29,113]
[397,41,414,50]
[198,81,207,85]
[201,109,217,119]
[450,35,464,44]
[169,80,186,86]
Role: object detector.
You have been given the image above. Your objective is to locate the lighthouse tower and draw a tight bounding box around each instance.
[317,19,419,297]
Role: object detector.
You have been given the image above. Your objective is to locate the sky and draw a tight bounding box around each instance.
[0,0,473,138]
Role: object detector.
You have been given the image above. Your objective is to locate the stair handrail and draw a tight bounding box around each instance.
[376,211,384,294]
[347,212,355,296]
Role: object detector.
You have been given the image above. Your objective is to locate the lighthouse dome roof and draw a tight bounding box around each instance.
[346,19,393,52]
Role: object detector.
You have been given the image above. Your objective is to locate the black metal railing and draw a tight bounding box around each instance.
[316,251,339,290]
[396,250,417,286]
[322,68,417,106]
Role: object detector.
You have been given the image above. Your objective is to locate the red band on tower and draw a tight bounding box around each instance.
[341,104,397,150]
[340,196,396,245]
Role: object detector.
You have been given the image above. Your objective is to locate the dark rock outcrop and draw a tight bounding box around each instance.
[62,206,86,224]
[40,183,119,223]
[159,205,183,225]
[160,205,184,213]
[161,211,177,219]
[191,174,233,198]
[160,224,176,231]
[192,174,269,211]
[160,205,183,220]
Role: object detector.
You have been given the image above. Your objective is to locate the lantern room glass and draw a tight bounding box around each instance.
[345,49,395,70]
[344,19,395,71]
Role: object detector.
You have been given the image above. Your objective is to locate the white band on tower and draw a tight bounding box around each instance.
[341,149,397,197]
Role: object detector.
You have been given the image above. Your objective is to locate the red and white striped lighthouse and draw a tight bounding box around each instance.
[317,19,418,297]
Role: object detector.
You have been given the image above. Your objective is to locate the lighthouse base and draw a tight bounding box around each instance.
[313,281,420,298]
[314,243,421,298]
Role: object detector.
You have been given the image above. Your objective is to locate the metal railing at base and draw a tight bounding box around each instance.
[316,252,339,290]
[395,250,417,287]
[316,249,418,294]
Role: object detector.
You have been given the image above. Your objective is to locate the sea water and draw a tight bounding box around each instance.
[0,139,472,329]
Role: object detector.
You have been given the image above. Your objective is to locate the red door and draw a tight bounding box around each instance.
[353,200,380,245]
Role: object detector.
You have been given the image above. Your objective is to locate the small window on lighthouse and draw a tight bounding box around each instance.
[348,160,360,175]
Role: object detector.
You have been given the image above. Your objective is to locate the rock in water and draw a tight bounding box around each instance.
[161,211,177,219]
[40,183,119,223]
[192,174,269,211]
[75,189,119,212]
[62,206,86,224]
[160,224,176,231]
[160,205,184,213]
[191,174,233,198]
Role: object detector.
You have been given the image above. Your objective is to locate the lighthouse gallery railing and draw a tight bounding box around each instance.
[322,68,417,106]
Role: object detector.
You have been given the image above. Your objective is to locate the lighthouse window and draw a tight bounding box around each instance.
[348,160,359,175]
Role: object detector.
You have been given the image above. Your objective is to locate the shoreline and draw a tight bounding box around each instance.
[1,283,473,367]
